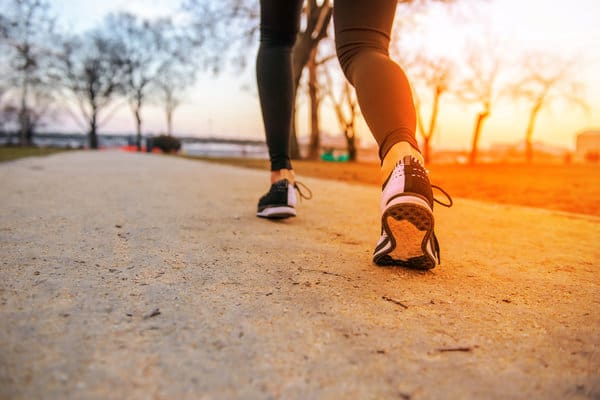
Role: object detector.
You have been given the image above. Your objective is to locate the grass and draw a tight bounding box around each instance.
[183,156,600,217]
[0,146,71,163]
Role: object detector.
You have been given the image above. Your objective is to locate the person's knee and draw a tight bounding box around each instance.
[335,32,389,83]
[260,27,297,48]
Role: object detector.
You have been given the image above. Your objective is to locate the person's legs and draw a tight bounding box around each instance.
[334,0,443,269]
[257,0,303,183]
[334,0,423,175]
[256,0,304,219]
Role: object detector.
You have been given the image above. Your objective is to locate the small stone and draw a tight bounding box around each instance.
[143,308,161,319]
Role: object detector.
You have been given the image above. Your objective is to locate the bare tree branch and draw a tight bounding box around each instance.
[54,32,126,148]
[456,37,504,164]
[511,52,588,162]
[1,0,58,145]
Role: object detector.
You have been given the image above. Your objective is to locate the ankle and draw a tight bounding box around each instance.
[271,169,295,184]
[380,142,424,185]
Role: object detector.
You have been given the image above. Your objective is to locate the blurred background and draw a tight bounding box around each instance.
[1,0,599,164]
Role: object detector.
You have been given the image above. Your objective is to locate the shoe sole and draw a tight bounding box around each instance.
[256,206,296,219]
[373,197,436,270]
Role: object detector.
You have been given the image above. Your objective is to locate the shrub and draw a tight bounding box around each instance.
[152,135,181,153]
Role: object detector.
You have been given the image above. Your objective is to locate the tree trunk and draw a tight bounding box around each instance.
[291,3,332,88]
[347,140,357,161]
[428,89,441,143]
[469,110,490,165]
[290,1,333,160]
[134,97,143,152]
[164,88,175,136]
[89,111,98,149]
[422,136,431,164]
[290,108,301,159]
[525,101,542,163]
[421,89,441,165]
[135,110,142,151]
[307,47,320,160]
[345,127,357,162]
[166,110,173,136]
[25,123,34,145]
[19,72,30,146]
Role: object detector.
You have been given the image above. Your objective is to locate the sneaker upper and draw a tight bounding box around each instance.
[381,155,434,212]
[257,179,297,212]
[375,155,442,267]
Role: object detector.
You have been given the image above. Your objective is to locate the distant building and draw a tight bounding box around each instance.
[575,130,600,163]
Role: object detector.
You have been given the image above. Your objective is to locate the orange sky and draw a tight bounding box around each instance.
[53,0,600,150]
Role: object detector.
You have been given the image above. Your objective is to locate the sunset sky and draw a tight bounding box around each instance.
[51,0,600,151]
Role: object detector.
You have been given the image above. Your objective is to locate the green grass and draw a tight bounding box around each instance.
[0,146,72,163]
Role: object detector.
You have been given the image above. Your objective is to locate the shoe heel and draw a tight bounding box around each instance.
[386,203,433,232]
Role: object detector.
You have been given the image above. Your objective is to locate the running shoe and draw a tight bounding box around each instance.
[373,155,452,269]
[256,179,312,219]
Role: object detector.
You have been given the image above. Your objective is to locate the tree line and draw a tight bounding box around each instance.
[0,0,199,150]
[1,0,588,163]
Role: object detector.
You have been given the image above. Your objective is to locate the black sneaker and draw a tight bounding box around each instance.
[256,179,312,219]
[373,156,452,269]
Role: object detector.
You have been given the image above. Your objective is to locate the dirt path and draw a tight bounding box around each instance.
[1,151,598,400]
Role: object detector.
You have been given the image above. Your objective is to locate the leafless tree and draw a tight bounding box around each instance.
[155,66,189,137]
[512,53,588,163]
[323,66,360,161]
[283,0,334,159]
[407,54,455,164]
[300,29,339,160]
[457,40,504,165]
[153,21,200,136]
[104,13,167,151]
[182,0,259,72]
[0,0,57,145]
[55,32,126,149]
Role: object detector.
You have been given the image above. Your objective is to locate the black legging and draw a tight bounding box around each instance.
[258,0,418,171]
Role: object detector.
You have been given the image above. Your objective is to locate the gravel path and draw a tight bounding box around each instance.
[1,151,598,399]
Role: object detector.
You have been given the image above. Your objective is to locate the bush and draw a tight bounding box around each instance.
[152,135,181,153]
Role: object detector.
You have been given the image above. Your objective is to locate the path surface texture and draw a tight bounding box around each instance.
[1,151,599,400]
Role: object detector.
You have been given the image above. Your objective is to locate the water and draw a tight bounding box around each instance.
[0,132,382,162]
[181,142,268,159]
[0,132,269,159]
[0,132,132,148]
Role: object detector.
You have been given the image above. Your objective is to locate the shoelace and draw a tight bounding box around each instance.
[432,184,453,208]
[402,156,452,208]
[293,181,313,201]
[430,185,452,263]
